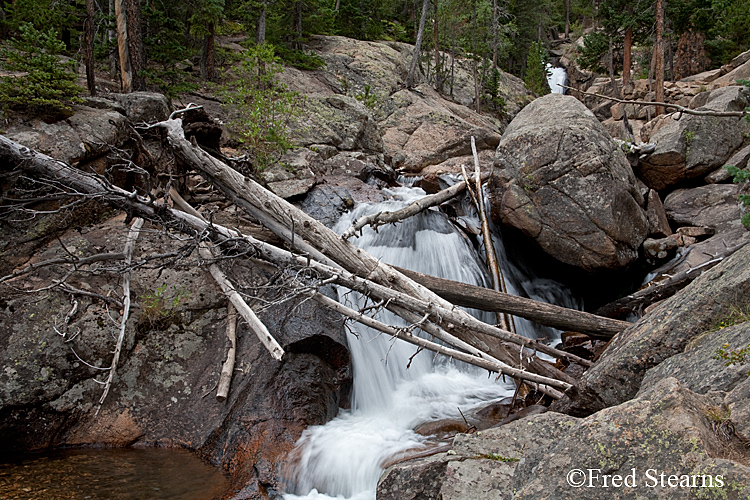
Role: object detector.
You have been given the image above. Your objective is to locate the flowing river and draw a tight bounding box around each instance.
[284,185,575,500]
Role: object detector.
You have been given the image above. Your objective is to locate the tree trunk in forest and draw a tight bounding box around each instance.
[84,0,97,96]
[294,1,303,50]
[472,0,480,112]
[256,1,267,44]
[492,0,498,67]
[608,35,619,97]
[433,0,440,90]
[654,0,665,115]
[406,0,430,88]
[125,0,145,91]
[114,0,132,92]
[201,23,216,81]
[623,26,632,88]
[565,0,570,39]
[109,0,117,78]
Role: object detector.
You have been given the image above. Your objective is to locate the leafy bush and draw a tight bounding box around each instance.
[576,31,609,73]
[0,23,82,118]
[221,43,303,172]
[724,165,750,228]
[524,41,550,96]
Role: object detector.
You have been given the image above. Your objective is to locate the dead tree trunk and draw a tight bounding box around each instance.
[654,0,666,115]
[84,0,97,96]
[406,0,430,88]
[1,132,579,389]
[395,267,629,337]
[341,173,489,239]
[114,0,132,92]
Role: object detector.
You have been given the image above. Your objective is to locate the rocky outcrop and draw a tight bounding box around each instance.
[663,183,750,272]
[4,104,129,165]
[381,377,750,500]
[291,95,384,153]
[279,35,530,173]
[380,245,750,499]
[489,93,648,272]
[0,215,351,496]
[558,243,750,416]
[636,85,750,190]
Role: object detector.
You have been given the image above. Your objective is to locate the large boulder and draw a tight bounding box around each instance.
[489,93,648,273]
[559,243,750,416]
[380,85,504,172]
[637,85,750,190]
[112,91,171,123]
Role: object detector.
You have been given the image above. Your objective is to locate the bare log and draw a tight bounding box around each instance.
[311,292,568,397]
[157,118,570,374]
[394,267,630,338]
[98,217,143,412]
[1,134,577,386]
[561,85,749,119]
[595,242,748,319]
[199,242,284,361]
[216,303,237,402]
[340,173,490,240]
[468,137,514,332]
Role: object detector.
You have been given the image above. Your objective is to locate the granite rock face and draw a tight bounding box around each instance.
[489,93,648,272]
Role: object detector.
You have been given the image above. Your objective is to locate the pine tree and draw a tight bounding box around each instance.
[0,23,82,118]
[524,40,549,96]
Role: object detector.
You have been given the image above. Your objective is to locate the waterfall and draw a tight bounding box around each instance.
[546,63,567,94]
[284,185,575,500]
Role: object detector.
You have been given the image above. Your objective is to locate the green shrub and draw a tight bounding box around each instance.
[724,165,750,229]
[0,23,82,118]
[524,41,550,96]
[221,43,303,172]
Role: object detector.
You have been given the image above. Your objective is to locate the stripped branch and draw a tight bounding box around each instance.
[97,217,144,413]
[199,242,284,361]
[216,302,238,402]
[561,85,749,118]
[340,173,489,240]
[311,292,568,397]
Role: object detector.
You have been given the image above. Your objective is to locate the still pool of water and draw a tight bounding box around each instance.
[0,447,228,500]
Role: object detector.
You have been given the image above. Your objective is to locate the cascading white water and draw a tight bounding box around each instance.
[546,63,567,94]
[284,185,575,500]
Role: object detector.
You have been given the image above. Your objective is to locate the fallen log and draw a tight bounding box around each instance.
[340,172,490,240]
[595,241,749,319]
[1,133,576,386]
[216,303,237,402]
[156,117,578,377]
[199,242,284,361]
[395,267,630,338]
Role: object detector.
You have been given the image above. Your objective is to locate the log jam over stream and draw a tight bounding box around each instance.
[283,184,578,500]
